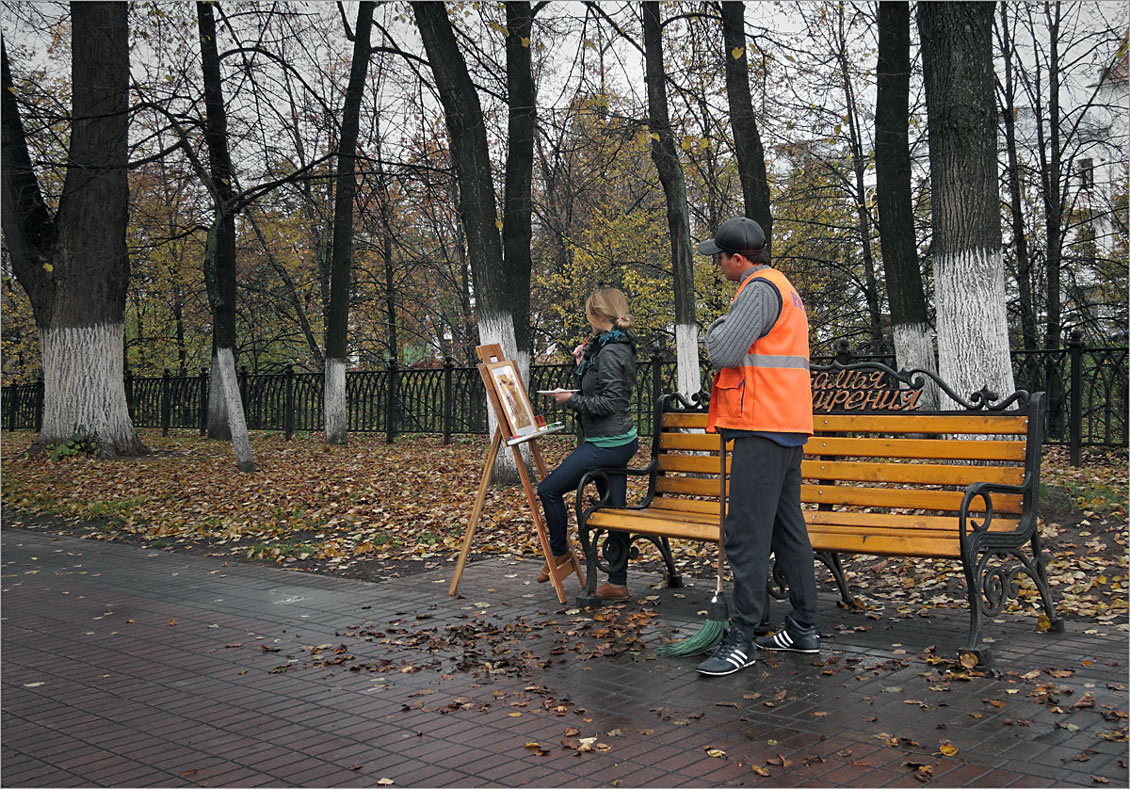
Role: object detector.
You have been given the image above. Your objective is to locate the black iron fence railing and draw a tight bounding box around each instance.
[3,338,1125,458]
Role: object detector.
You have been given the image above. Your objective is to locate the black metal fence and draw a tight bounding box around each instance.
[3,337,1126,455]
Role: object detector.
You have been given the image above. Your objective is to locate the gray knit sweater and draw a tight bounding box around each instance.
[704,266,782,368]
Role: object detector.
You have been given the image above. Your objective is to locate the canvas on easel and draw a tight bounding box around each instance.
[485,359,538,439]
[449,344,583,603]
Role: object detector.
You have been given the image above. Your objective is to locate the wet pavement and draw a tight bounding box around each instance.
[2,528,1126,787]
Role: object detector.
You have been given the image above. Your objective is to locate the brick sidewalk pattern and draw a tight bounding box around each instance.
[2,528,1126,787]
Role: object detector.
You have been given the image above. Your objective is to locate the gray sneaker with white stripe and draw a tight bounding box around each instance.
[695,626,756,676]
[755,614,820,653]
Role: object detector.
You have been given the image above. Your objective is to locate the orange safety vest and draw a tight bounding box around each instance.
[707,267,814,435]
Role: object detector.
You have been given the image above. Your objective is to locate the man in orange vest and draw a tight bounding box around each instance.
[694,216,821,676]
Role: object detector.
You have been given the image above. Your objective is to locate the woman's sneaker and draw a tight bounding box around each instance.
[695,626,756,675]
[754,615,820,653]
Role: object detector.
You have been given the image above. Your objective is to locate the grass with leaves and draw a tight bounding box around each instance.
[2,429,1126,625]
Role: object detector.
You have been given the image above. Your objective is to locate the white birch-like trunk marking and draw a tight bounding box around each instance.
[214,347,255,472]
[324,358,347,444]
[892,321,940,411]
[934,248,1016,409]
[39,323,143,455]
[207,353,230,440]
[674,323,701,399]
[478,314,523,483]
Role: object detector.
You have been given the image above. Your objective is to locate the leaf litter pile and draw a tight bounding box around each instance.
[2,430,1125,624]
[3,430,1127,780]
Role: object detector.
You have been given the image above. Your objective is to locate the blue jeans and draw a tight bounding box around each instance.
[537,438,639,585]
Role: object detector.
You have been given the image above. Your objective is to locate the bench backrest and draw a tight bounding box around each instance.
[648,362,1045,519]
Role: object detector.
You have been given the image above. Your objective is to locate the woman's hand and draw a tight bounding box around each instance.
[572,343,585,364]
[549,390,574,405]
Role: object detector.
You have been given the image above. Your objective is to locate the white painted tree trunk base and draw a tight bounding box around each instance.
[34,323,147,458]
[892,322,941,411]
[934,249,1017,410]
[214,347,255,472]
[324,358,348,445]
[206,354,231,441]
[479,315,527,485]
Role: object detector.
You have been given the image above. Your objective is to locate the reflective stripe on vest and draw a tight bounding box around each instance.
[707,267,814,434]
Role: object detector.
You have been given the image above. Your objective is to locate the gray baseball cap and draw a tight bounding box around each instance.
[697,216,766,255]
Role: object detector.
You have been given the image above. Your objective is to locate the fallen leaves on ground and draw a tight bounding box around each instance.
[3,432,1124,624]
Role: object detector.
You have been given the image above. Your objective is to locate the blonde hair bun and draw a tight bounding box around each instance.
[585,288,634,331]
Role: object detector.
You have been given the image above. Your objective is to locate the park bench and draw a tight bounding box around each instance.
[574,361,1063,664]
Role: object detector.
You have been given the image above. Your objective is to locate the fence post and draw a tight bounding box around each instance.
[124,367,134,422]
[386,358,398,444]
[161,368,171,436]
[443,357,454,445]
[1069,329,1083,467]
[7,385,18,432]
[239,365,249,411]
[34,373,44,432]
[650,352,664,434]
[285,364,294,440]
[198,367,208,435]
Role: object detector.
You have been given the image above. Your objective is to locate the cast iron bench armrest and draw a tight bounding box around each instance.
[959,476,1036,542]
[575,459,658,514]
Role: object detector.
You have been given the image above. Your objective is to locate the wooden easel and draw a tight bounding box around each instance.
[448,344,585,603]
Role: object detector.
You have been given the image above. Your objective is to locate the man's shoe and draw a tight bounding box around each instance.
[595,581,629,600]
[537,552,574,583]
[696,626,756,676]
[754,615,820,653]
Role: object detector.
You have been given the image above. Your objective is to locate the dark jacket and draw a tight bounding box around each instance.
[567,330,637,439]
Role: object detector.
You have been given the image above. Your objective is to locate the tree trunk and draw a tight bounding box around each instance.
[198,1,254,471]
[834,5,884,353]
[720,2,772,251]
[995,5,1038,354]
[0,3,146,458]
[413,2,520,482]
[875,1,938,408]
[501,1,536,368]
[325,1,375,445]
[918,1,1016,406]
[643,3,700,398]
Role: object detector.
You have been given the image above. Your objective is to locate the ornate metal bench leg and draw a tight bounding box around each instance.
[657,536,683,588]
[816,550,853,606]
[961,547,991,668]
[574,525,601,607]
[1030,532,1065,633]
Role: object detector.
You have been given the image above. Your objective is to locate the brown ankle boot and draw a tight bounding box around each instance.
[537,552,574,583]
[595,581,629,600]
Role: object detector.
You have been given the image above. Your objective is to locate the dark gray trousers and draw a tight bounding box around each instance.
[724,435,818,635]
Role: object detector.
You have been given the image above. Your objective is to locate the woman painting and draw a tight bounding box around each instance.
[537,288,638,600]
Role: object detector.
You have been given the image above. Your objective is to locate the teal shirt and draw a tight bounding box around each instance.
[586,427,638,447]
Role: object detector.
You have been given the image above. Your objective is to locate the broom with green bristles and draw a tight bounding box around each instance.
[655,434,730,656]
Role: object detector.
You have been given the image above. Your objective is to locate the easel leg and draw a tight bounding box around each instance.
[529,440,586,594]
[449,428,503,597]
[511,444,584,603]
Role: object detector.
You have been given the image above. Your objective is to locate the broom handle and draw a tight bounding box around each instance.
[716,434,727,595]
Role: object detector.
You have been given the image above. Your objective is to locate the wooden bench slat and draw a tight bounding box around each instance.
[656,453,1024,487]
[802,485,1022,513]
[584,509,1018,559]
[805,509,1019,532]
[585,510,720,542]
[645,487,1022,515]
[813,413,1030,435]
[807,529,962,558]
[806,436,1026,461]
[661,411,1030,436]
[661,432,1026,461]
[803,458,1024,487]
